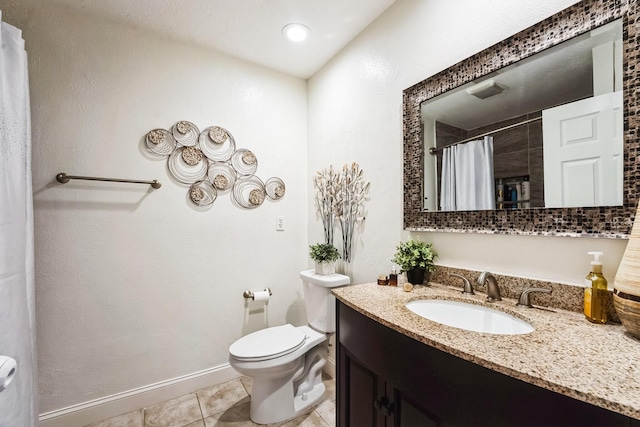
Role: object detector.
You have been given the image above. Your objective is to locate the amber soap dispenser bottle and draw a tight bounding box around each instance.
[584,251,608,324]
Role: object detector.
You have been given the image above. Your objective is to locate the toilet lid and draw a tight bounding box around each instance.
[229,324,307,361]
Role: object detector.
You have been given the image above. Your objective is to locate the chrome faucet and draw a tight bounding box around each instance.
[477,271,501,301]
[517,287,552,308]
[450,273,475,295]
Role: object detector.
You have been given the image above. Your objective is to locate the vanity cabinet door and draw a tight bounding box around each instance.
[337,302,442,427]
[337,342,439,427]
[337,344,386,427]
[388,387,439,427]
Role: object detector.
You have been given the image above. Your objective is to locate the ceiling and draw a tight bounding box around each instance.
[51,0,396,79]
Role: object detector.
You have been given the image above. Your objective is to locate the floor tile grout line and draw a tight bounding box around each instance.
[194,392,206,425]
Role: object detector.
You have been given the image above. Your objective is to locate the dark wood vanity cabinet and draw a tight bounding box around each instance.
[336,301,639,427]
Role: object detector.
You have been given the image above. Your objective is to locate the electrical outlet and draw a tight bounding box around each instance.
[276,216,285,231]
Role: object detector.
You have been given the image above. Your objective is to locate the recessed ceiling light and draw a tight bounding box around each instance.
[282,23,311,42]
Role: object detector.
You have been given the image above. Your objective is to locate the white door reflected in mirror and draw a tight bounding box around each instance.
[543,91,623,208]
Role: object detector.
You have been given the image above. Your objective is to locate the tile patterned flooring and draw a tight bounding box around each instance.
[85,374,336,427]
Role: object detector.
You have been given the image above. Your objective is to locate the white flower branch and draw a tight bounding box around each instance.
[314,163,370,262]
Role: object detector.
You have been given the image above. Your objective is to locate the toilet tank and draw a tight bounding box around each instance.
[300,269,350,333]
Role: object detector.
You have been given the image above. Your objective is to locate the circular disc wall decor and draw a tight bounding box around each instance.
[230,148,258,176]
[167,146,208,184]
[232,176,266,209]
[199,126,235,161]
[144,122,285,209]
[207,161,237,191]
[172,121,200,147]
[189,180,217,207]
[265,177,285,200]
[146,129,176,156]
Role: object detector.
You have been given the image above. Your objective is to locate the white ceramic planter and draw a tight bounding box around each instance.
[315,261,336,275]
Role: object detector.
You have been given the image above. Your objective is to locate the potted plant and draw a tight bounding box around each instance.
[392,238,438,285]
[309,243,340,275]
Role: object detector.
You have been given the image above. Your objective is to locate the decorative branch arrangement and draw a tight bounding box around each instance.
[336,163,370,262]
[313,162,370,262]
[144,120,285,209]
[313,166,340,245]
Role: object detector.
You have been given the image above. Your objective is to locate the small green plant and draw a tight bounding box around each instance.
[392,238,438,273]
[309,243,340,262]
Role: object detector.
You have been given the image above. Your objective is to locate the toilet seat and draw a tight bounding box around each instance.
[229,324,307,362]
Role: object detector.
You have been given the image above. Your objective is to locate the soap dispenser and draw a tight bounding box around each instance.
[389,266,398,287]
[584,251,608,324]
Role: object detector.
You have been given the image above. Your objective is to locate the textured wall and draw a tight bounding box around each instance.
[307,0,626,287]
[3,1,308,413]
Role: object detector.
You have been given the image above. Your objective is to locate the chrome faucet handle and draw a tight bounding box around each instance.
[477,271,502,301]
[450,273,474,295]
[517,287,552,308]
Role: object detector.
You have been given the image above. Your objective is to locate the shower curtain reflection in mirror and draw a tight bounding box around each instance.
[439,136,496,212]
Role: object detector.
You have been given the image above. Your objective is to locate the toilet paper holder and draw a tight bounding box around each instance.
[0,356,17,393]
[243,288,272,300]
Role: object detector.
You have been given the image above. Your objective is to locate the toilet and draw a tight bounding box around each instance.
[228,269,350,424]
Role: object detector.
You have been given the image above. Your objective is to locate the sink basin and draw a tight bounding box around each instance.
[405,299,534,335]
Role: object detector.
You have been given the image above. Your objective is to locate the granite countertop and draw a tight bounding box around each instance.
[332,282,640,420]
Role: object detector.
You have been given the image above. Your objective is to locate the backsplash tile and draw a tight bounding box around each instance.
[431,265,620,323]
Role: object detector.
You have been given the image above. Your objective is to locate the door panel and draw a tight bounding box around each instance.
[392,389,440,427]
[339,345,385,427]
[543,91,623,207]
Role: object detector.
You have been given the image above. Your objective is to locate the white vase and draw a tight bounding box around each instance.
[315,261,336,275]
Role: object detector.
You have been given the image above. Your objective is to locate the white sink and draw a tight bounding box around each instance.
[405,299,534,335]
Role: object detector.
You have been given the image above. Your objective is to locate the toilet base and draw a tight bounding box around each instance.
[293,380,326,418]
[249,343,328,424]
[250,377,326,425]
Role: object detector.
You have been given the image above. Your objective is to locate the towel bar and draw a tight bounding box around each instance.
[56,173,161,189]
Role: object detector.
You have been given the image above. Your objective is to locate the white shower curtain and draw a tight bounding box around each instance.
[440,136,495,211]
[0,12,37,427]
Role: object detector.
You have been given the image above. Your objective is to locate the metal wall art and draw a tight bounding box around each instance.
[145,121,285,208]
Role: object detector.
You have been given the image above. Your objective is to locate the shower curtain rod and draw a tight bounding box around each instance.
[55,173,162,189]
[428,116,542,155]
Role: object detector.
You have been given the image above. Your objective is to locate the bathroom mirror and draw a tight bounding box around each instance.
[422,19,622,212]
[403,0,639,237]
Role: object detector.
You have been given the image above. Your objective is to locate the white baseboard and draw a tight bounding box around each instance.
[38,364,241,427]
[324,356,336,379]
[39,357,336,427]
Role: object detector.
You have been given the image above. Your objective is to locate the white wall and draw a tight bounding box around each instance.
[3,1,309,414]
[308,0,627,287]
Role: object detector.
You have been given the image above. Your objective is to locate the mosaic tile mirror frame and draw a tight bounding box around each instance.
[403,0,639,238]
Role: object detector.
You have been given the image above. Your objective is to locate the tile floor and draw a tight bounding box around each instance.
[85,374,335,427]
